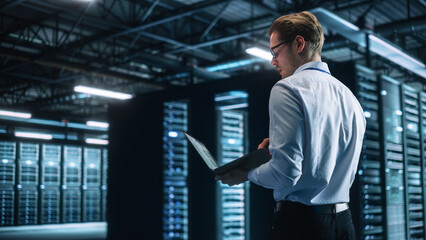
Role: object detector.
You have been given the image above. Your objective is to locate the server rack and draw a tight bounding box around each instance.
[16,142,39,225]
[215,91,249,240]
[40,144,61,224]
[421,92,426,239]
[0,141,16,226]
[62,145,82,223]
[162,101,189,240]
[101,149,107,221]
[82,148,102,222]
[379,75,407,240]
[401,85,425,239]
[351,65,385,239]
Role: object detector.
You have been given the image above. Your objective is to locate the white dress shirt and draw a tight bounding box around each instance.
[248,61,366,205]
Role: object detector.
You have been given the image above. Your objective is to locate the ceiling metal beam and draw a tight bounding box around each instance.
[166,24,270,55]
[0,0,27,11]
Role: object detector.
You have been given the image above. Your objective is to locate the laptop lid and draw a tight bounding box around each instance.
[183,131,219,170]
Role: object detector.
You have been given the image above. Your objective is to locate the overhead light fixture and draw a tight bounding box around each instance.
[311,7,426,79]
[86,121,109,128]
[0,110,31,119]
[312,8,360,31]
[245,47,272,61]
[206,59,263,72]
[74,85,133,100]
[368,35,425,71]
[218,103,249,110]
[15,131,53,140]
[85,138,109,145]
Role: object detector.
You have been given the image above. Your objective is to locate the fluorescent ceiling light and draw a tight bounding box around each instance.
[86,121,109,128]
[206,59,262,72]
[15,131,53,140]
[245,47,272,61]
[0,110,31,119]
[74,85,133,100]
[313,8,360,31]
[368,35,425,71]
[311,7,426,79]
[218,103,249,110]
[86,138,109,145]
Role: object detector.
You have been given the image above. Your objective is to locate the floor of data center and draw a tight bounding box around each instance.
[0,222,107,240]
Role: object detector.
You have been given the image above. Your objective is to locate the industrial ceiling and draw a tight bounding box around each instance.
[0,0,425,124]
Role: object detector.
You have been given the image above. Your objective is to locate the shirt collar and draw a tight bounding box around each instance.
[293,61,330,75]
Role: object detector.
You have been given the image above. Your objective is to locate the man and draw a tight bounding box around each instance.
[216,11,366,240]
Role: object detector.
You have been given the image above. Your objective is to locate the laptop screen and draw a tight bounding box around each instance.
[183,131,219,170]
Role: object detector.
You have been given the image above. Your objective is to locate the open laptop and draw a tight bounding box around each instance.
[183,131,270,175]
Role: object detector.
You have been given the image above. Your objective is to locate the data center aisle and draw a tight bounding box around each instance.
[0,222,106,240]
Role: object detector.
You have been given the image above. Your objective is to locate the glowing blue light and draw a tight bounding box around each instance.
[227,139,236,144]
[395,110,402,115]
[396,126,403,132]
[1,159,8,164]
[380,90,387,96]
[168,131,178,138]
[364,111,371,118]
[26,160,32,165]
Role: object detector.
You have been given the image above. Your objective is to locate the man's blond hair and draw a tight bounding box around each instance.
[268,11,325,55]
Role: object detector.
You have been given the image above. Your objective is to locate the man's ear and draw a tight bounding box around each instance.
[294,35,306,54]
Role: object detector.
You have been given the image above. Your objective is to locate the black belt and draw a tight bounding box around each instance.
[274,201,349,214]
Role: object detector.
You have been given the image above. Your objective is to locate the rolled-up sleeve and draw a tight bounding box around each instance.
[248,83,305,190]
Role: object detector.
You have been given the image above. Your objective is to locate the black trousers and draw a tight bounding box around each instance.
[267,207,356,240]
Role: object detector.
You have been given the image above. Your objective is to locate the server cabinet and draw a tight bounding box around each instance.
[331,63,386,239]
[82,148,101,222]
[421,92,426,238]
[62,187,81,223]
[354,65,385,239]
[379,75,407,240]
[16,142,39,225]
[401,85,424,239]
[162,101,189,240]
[39,188,60,224]
[215,91,249,240]
[0,185,14,226]
[62,145,82,223]
[101,149,108,221]
[40,144,61,224]
[0,141,15,226]
[82,189,101,222]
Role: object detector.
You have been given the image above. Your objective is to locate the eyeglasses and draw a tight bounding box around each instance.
[270,39,293,59]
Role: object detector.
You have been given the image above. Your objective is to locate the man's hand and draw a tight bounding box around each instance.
[215,167,249,186]
[258,138,271,156]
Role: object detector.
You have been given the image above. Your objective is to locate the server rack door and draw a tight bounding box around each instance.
[421,91,426,238]
[17,142,39,225]
[353,65,385,239]
[215,91,249,240]
[401,85,424,238]
[379,75,407,240]
[101,149,108,221]
[40,144,61,224]
[0,141,15,226]
[82,188,101,222]
[62,145,82,223]
[162,101,189,240]
[83,148,101,222]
